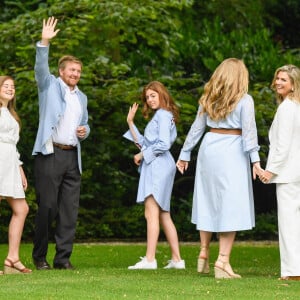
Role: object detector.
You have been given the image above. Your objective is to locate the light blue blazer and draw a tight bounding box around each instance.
[32,44,90,173]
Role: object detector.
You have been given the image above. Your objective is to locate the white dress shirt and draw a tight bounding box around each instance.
[52,78,82,146]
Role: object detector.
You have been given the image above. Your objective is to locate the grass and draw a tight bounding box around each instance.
[0,241,299,299]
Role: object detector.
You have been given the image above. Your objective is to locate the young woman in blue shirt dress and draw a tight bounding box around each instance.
[177,59,262,278]
[124,81,185,269]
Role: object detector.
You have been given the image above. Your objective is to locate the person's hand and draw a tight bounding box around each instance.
[259,170,274,184]
[41,16,60,46]
[127,102,139,124]
[252,161,264,180]
[76,126,87,139]
[134,152,143,166]
[19,166,28,191]
[176,160,189,174]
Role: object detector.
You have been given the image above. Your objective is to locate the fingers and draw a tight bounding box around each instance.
[42,16,60,37]
[252,167,261,180]
[45,16,57,28]
[127,103,139,122]
[77,127,86,138]
[176,160,188,174]
[258,170,271,184]
[252,163,265,180]
[133,152,143,166]
[130,102,139,113]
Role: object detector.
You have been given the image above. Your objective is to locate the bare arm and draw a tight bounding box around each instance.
[127,102,140,147]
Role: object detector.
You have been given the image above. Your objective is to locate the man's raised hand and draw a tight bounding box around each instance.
[41,16,60,46]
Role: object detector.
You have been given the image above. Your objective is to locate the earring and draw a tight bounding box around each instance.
[292,88,294,92]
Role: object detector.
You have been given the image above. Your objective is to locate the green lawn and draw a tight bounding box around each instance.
[0,241,299,299]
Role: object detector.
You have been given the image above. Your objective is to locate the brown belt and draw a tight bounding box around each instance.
[210,128,242,135]
[53,142,77,150]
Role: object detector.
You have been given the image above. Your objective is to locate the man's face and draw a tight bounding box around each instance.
[59,62,82,89]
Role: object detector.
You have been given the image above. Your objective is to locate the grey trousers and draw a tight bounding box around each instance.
[32,146,81,264]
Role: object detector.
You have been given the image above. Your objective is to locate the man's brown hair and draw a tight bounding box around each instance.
[58,55,83,70]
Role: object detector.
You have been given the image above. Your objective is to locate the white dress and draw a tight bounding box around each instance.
[0,107,24,199]
[179,94,260,232]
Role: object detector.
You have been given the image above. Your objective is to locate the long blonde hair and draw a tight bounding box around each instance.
[199,58,249,121]
[141,81,179,123]
[0,76,21,129]
[271,65,300,103]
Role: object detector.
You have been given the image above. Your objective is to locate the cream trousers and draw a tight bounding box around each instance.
[277,182,300,277]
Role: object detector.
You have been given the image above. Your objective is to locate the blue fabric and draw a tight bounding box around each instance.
[32,45,90,173]
[124,109,177,211]
[179,94,259,231]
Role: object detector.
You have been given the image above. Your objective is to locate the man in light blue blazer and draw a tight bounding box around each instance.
[32,17,90,270]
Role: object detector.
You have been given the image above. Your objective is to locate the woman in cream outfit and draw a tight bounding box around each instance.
[260,65,300,280]
[0,76,31,274]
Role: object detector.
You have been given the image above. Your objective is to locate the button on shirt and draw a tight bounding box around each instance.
[52,78,83,146]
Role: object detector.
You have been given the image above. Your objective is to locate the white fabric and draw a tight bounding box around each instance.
[277,182,300,276]
[52,78,82,146]
[267,99,300,183]
[0,107,25,199]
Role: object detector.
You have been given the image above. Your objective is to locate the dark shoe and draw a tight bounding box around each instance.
[53,261,74,270]
[33,259,51,270]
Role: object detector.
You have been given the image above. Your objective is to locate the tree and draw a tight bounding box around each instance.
[0,0,298,241]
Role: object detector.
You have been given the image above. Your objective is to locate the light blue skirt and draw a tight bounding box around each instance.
[137,151,176,212]
[191,132,255,232]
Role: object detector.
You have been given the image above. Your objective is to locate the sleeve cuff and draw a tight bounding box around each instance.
[37,41,48,47]
[250,151,260,163]
[178,150,191,162]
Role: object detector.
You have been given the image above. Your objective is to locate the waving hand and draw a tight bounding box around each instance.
[41,16,60,46]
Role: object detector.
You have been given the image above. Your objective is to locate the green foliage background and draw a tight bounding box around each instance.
[1,0,300,242]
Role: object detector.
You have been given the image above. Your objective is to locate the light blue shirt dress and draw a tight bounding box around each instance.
[179,94,260,232]
[124,109,177,211]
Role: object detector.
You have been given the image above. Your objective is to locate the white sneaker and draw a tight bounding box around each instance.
[128,257,157,270]
[164,259,185,269]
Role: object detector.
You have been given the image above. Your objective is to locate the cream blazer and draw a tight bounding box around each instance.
[266,98,300,183]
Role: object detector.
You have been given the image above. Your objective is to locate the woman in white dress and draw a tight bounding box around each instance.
[0,76,31,274]
[124,81,185,270]
[260,65,300,281]
[177,59,262,278]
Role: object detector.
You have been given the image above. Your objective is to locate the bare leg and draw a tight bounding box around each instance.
[214,231,240,278]
[6,198,29,262]
[144,196,160,262]
[217,231,236,263]
[197,230,212,273]
[160,211,181,261]
[199,230,213,259]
